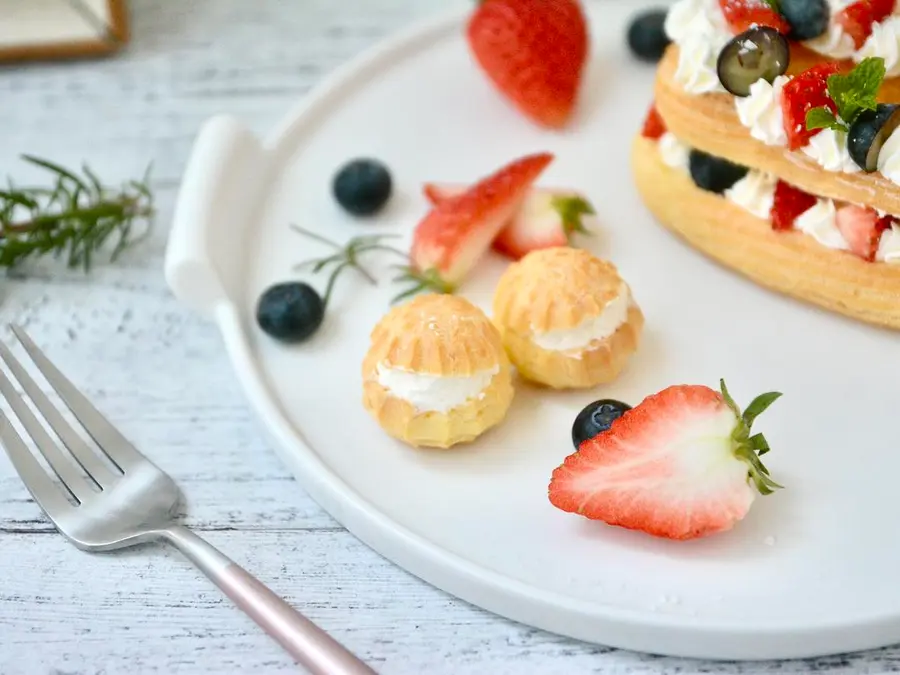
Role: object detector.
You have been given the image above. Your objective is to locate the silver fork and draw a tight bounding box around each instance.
[0,325,377,675]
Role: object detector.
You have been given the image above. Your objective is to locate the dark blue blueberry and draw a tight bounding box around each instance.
[627,9,671,63]
[571,399,632,449]
[333,158,393,217]
[779,0,829,41]
[717,27,790,97]
[689,150,749,195]
[256,282,324,343]
[848,104,900,172]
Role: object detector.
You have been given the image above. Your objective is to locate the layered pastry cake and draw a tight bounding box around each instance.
[632,0,900,329]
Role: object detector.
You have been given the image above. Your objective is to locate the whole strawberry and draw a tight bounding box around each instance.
[467,0,590,129]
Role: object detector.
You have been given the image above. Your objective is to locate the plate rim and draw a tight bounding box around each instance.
[192,4,900,661]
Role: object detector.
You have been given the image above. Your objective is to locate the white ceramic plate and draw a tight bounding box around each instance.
[164,1,900,660]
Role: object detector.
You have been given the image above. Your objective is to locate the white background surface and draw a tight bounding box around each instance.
[1,1,898,673]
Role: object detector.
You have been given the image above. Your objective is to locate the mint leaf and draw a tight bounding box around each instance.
[827,57,886,126]
[806,107,847,132]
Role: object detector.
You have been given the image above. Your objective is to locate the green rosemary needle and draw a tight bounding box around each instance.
[0,155,154,271]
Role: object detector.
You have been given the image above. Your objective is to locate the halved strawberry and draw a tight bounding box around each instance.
[780,63,841,151]
[548,380,782,541]
[641,103,667,140]
[718,0,791,34]
[770,180,817,231]
[401,153,553,298]
[837,0,896,49]
[835,204,893,261]
[423,183,594,260]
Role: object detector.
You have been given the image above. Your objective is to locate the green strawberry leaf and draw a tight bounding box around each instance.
[806,107,847,132]
[750,432,771,456]
[551,195,596,238]
[742,391,783,428]
[720,379,785,495]
[762,0,780,9]
[827,57,886,126]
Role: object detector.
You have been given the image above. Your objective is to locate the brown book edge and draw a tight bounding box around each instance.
[0,0,130,64]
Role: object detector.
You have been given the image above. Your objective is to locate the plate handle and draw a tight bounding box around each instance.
[164,115,268,315]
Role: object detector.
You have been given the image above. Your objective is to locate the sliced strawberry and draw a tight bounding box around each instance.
[467,0,589,128]
[780,63,841,151]
[770,180,817,231]
[837,0,896,49]
[406,153,554,293]
[641,103,667,140]
[422,182,466,206]
[493,191,595,260]
[718,0,791,34]
[422,183,594,260]
[548,380,782,541]
[835,205,893,261]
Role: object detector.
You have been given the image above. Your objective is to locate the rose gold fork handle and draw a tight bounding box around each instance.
[162,526,378,675]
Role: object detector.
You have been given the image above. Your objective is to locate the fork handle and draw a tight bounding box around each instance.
[162,525,378,675]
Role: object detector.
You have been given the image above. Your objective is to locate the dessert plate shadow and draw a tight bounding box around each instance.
[164,0,900,661]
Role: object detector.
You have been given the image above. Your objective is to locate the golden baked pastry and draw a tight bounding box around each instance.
[631,134,900,329]
[492,247,644,389]
[361,293,514,449]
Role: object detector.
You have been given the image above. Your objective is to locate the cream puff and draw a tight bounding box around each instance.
[492,247,644,389]
[362,293,514,449]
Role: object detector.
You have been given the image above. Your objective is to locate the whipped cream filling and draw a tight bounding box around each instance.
[735,76,789,147]
[725,171,777,219]
[802,128,861,173]
[793,198,852,250]
[376,363,498,414]
[664,0,730,95]
[531,283,632,356]
[878,125,900,182]
[658,132,691,172]
[877,222,900,261]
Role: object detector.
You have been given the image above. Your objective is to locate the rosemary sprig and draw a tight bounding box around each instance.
[0,155,154,271]
[389,266,456,305]
[291,225,407,305]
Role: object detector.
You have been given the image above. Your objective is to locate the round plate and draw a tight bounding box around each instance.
[165,0,900,660]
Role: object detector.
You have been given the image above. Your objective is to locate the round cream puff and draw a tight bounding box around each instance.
[362,293,514,449]
[492,247,644,389]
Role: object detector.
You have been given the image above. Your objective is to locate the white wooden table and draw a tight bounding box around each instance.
[0,2,894,673]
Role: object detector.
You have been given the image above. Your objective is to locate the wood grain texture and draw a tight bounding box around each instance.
[0,1,898,673]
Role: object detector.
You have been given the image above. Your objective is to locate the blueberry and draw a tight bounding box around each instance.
[256,282,325,343]
[848,104,900,172]
[779,0,829,41]
[333,158,393,217]
[689,150,749,194]
[717,27,790,97]
[572,399,632,449]
[627,9,671,63]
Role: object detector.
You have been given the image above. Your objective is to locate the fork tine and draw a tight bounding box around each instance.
[0,365,96,502]
[0,339,119,489]
[10,325,144,472]
[0,409,74,519]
